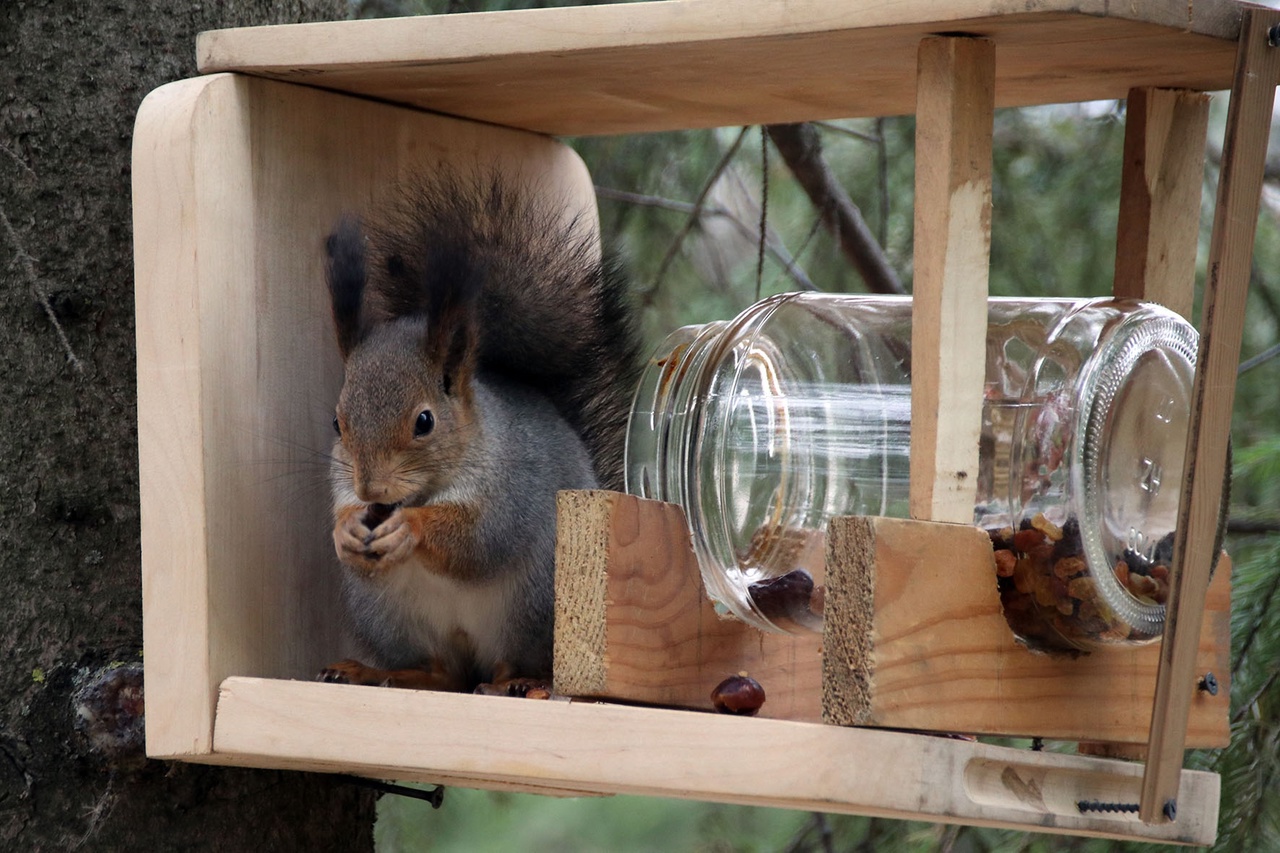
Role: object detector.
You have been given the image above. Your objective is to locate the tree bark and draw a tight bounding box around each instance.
[0,1,376,849]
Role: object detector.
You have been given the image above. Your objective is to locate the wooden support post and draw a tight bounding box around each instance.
[910,36,995,523]
[1114,87,1211,320]
[1140,7,1280,824]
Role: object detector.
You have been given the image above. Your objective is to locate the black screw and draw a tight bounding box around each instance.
[1031,736,1044,751]
[1164,799,1178,821]
[1270,24,1280,47]
[1198,672,1219,696]
[1077,800,1140,814]
[340,775,445,808]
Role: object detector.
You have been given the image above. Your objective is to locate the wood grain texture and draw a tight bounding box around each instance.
[553,491,825,722]
[211,676,1220,845]
[823,517,1230,747]
[196,1,1243,137]
[1114,87,1211,319]
[1141,6,1280,823]
[909,37,995,523]
[551,493,1229,744]
[134,73,598,758]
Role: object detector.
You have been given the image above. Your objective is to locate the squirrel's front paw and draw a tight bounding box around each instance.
[333,504,419,574]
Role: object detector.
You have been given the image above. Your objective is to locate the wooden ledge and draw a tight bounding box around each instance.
[553,491,1230,746]
[210,676,1220,845]
[196,0,1244,136]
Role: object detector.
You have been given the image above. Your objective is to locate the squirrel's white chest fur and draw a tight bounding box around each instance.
[343,553,519,671]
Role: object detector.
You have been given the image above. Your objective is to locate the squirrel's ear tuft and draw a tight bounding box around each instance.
[422,244,482,397]
[326,216,368,360]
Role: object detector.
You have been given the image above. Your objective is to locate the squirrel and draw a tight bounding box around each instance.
[316,168,640,693]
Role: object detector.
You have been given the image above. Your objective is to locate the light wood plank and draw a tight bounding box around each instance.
[552,493,1230,744]
[1114,87,1211,319]
[1141,6,1280,823]
[195,2,1244,137]
[134,73,598,758]
[135,76,222,758]
[909,37,995,523]
[212,676,1220,845]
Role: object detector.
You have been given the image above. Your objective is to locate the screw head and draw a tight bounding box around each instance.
[1198,672,1220,696]
[1164,799,1178,821]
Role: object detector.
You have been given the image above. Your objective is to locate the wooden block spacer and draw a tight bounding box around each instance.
[553,490,1229,746]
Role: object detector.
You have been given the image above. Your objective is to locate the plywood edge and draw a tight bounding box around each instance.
[196,0,1243,74]
[822,517,876,725]
[134,74,247,759]
[210,676,1219,845]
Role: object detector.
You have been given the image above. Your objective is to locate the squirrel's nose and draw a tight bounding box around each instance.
[355,480,395,504]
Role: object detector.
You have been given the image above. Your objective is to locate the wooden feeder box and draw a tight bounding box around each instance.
[134,1,1279,845]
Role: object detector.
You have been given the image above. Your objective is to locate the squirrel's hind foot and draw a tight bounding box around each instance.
[316,658,463,691]
[473,677,553,700]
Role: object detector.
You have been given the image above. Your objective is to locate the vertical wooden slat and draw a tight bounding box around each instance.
[1140,6,1280,824]
[1114,86,1211,320]
[910,36,996,523]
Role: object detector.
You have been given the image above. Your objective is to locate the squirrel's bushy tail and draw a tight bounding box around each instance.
[358,168,642,491]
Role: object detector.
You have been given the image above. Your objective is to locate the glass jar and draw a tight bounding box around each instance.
[624,293,1226,652]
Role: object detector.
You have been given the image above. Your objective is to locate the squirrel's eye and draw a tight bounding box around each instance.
[415,410,435,437]
[332,416,341,437]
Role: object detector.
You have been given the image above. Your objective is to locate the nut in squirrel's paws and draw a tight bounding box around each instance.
[333,503,418,574]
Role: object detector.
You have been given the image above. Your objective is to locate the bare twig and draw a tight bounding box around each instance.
[937,824,962,853]
[1232,666,1280,724]
[766,122,906,295]
[0,206,84,374]
[1228,660,1280,722]
[594,186,704,215]
[812,120,880,146]
[1227,517,1280,534]
[648,126,750,298]
[597,185,816,291]
[1239,341,1280,375]
[874,117,890,249]
[722,167,819,291]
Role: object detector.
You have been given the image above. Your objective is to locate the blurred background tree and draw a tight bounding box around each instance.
[353,2,1280,850]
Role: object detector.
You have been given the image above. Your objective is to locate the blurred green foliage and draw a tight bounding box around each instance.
[352,2,1280,851]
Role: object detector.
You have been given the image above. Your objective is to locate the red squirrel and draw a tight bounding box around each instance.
[317,169,639,693]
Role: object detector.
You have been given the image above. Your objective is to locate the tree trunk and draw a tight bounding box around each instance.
[0,1,376,849]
